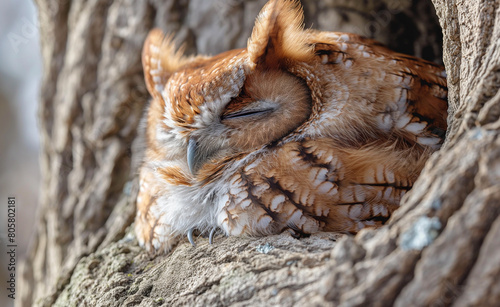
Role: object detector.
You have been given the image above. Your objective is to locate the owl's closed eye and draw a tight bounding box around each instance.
[135,0,447,253]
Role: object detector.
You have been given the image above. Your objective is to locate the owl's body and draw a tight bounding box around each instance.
[135,0,447,253]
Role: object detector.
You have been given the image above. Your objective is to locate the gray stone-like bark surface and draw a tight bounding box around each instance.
[19,0,500,306]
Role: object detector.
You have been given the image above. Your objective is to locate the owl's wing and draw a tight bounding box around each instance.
[274,138,425,234]
[222,138,426,237]
[310,32,448,148]
[382,52,448,148]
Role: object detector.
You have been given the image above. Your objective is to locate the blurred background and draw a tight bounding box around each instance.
[0,0,42,306]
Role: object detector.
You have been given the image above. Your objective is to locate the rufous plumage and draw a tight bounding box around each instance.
[135,0,448,253]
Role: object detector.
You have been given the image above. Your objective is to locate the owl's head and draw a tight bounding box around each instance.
[142,0,315,179]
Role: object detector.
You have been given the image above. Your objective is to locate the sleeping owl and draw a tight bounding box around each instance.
[135,0,448,253]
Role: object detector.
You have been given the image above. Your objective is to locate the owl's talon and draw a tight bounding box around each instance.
[187,228,196,247]
[209,227,218,245]
[288,228,310,239]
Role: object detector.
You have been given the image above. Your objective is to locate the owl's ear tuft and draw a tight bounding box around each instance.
[247,0,313,69]
[142,29,191,99]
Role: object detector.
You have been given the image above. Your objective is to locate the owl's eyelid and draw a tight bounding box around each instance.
[221,107,275,120]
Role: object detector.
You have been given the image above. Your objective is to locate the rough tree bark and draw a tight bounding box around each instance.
[19,0,500,306]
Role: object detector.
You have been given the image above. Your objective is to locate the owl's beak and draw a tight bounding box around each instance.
[187,136,224,176]
[187,137,217,176]
[187,137,200,175]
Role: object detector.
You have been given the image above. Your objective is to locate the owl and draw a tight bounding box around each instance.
[135,0,447,253]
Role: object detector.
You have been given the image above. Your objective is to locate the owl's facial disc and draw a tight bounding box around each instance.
[187,70,311,177]
[220,70,312,150]
[187,103,278,176]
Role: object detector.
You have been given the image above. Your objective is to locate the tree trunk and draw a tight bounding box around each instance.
[19,0,500,306]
